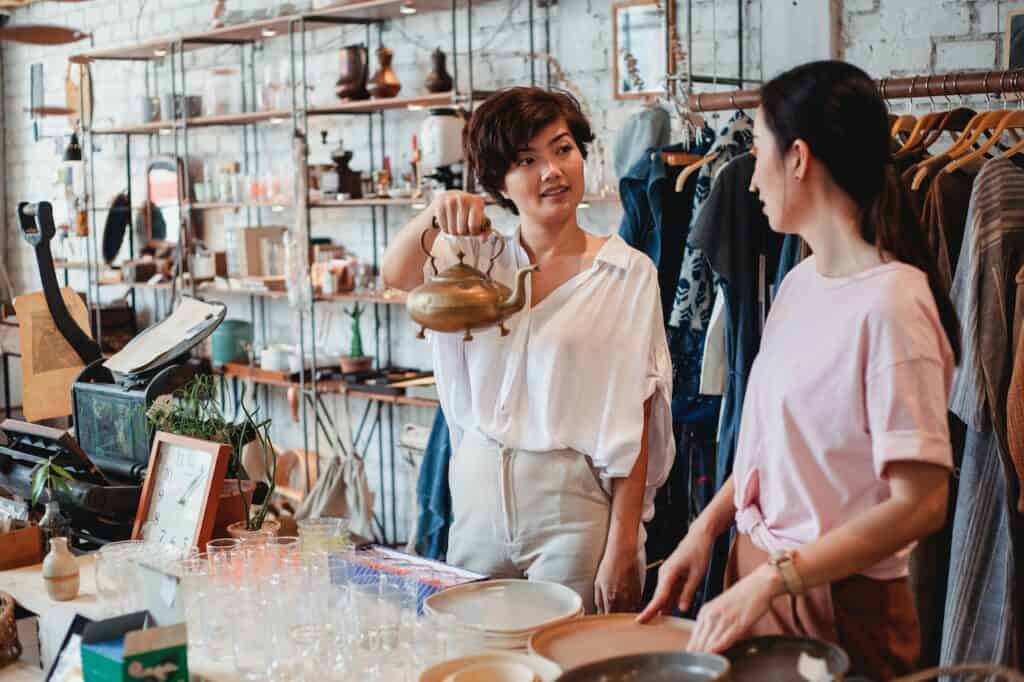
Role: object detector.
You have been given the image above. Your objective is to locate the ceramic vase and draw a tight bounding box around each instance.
[425,47,454,93]
[42,537,79,601]
[368,47,401,99]
[336,44,370,101]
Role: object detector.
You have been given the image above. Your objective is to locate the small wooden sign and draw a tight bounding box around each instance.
[132,432,230,552]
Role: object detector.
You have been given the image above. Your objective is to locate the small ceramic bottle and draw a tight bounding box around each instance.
[42,537,80,601]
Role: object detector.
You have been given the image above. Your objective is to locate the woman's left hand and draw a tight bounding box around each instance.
[594,546,642,614]
[687,565,780,653]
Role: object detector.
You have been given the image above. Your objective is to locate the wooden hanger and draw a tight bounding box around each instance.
[675,151,721,191]
[896,106,976,160]
[662,150,703,167]
[894,110,945,158]
[890,114,916,139]
[942,108,1024,174]
[910,108,1004,189]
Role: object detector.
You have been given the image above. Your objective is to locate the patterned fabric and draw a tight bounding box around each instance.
[667,112,754,424]
[940,157,1024,674]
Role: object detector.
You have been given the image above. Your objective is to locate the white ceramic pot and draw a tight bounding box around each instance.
[42,537,80,601]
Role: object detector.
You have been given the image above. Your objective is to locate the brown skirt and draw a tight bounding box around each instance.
[724,533,921,681]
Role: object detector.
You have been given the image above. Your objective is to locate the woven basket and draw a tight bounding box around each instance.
[894,664,1024,682]
[0,591,22,669]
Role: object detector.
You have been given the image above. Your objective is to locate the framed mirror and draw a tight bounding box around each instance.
[145,156,184,245]
[613,0,670,100]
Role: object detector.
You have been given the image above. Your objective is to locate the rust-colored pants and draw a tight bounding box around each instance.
[725,533,921,681]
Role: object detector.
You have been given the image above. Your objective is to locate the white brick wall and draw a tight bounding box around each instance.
[3,0,1012,541]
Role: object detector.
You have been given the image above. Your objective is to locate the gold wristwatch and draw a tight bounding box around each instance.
[770,549,805,596]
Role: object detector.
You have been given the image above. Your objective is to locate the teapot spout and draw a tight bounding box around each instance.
[498,264,540,316]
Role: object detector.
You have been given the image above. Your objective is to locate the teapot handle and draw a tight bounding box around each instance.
[421,216,495,276]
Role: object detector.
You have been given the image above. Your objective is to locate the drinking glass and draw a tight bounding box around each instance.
[233,584,271,680]
[174,555,211,653]
[289,624,334,680]
[96,540,146,616]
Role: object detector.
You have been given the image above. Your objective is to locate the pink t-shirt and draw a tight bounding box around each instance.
[732,256,955,580]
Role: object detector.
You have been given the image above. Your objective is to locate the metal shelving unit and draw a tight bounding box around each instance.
[71,0,546,546]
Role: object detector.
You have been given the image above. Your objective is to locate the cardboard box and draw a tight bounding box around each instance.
[0,522,43,570]
[81,612,187,682]
[239,226,287,278]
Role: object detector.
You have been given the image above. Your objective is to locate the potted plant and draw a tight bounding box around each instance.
[146,375,279,538]
[31,459,73,543]
[340,302,373,373]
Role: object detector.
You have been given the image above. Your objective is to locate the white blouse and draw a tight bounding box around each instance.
[424,228,675,520]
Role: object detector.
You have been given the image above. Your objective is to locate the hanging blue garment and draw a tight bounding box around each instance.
[414,408,453,560]
[667,111,753,425]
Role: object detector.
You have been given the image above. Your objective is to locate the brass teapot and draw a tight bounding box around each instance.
[407,222,539,341]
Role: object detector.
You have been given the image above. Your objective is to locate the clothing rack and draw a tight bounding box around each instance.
[687,68,1024,112]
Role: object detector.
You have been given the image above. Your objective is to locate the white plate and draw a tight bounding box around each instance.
[419,653,563,682]
[424,580,583,635]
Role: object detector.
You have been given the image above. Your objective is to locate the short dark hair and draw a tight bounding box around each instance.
[464,87,594,214]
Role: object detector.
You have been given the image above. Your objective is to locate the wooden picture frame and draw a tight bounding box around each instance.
[613,0,672,101]
[132,431,231,552]
[1005,8,1024,100]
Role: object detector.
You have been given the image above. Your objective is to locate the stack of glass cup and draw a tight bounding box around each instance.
[166,516,473,681]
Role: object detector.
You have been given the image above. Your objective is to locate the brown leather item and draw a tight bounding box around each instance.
[1007,268,1024,513]
[725,533,920,681]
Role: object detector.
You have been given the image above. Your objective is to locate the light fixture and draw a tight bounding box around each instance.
[153,48,167,57]
[411,201,427,210]
[158,127,172,136]
[407,104,424,111]
[262,28,278,38]
[578,201,591,209]
[400,0,417,14]
[269,116,286,125]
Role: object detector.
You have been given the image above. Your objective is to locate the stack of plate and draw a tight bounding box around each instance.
[419,652,563,682]
[424,579,583,652]
[529,613,695,671]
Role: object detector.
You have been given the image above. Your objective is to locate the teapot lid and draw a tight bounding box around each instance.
[431,251,489,282]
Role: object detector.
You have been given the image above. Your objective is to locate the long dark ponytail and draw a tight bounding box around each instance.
[759,60,961,364]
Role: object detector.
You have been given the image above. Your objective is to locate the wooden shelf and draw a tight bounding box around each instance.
[90,109,290,136]
[70,0,481,63]
[190,201,291,211]
[312,197,425,208]
[219,361,438,407]
[88,91,487,136]
[307,91,491,116]
[320,290,407,305]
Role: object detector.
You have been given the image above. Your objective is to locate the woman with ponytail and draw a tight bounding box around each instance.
[639,61,960,680]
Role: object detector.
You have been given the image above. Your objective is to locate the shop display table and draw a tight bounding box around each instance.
[0,555,243,681]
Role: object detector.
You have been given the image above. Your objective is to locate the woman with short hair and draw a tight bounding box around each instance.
[383,88,675,613]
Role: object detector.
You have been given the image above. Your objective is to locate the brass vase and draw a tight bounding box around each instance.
[368,46,401,99]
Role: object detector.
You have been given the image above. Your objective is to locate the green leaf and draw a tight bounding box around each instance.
[31,466,46,505]
[50,463,74,480]
[56,479,72,497]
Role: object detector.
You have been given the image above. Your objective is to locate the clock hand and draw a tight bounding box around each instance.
[178,471,204,506]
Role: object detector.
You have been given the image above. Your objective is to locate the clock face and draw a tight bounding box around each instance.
[140,443,213,550]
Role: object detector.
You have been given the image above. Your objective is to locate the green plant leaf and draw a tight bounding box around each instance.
[31,465,46,505]
[50,463,74,481]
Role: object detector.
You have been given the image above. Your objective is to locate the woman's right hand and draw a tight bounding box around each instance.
[432,191,490,237]
[637,528,715,622]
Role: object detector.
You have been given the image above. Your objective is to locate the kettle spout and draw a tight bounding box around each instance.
[498,264,540,316]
